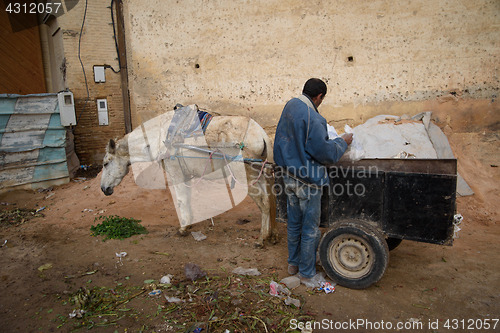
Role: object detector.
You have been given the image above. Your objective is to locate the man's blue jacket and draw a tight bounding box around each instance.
[273,94,348,186]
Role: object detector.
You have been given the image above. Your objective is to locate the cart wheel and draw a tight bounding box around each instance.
[319,220,389,289]
[386,237,403,251]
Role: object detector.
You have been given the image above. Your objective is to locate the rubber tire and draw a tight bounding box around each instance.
[386,237,403,251]
[319,220,389,289]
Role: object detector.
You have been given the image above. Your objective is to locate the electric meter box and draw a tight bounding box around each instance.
[97,98,109,126]
[57,91,76,126]
[94,66,106,83]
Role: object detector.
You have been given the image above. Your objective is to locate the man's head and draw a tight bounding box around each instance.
[302,78,327,107]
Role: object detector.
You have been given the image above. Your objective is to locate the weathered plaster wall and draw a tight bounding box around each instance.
[44,0,499,164]
[123,0,499,133]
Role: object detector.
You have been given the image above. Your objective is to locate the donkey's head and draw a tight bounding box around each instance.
[100,138,130,196]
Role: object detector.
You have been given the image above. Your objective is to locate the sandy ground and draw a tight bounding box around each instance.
[0,129,499,333]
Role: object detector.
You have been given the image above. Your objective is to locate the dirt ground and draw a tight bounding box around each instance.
[0,129,499,333]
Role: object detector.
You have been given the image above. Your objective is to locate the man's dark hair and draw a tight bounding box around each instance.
[302,78,327,98]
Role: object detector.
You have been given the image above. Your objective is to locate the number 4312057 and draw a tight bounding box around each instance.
[444,319,498,330]
[5,2,62,14]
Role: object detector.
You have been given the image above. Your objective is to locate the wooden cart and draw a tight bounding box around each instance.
[275,158,458,289]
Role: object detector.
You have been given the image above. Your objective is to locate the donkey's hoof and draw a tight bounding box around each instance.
[270,233,279,245]
[176,229,189,237]
[269,238,278,245]
[253,241,264,249]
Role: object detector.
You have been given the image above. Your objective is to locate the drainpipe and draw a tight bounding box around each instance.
[114,0,132,133]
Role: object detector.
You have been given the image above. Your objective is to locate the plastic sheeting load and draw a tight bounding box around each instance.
[328,112,473,196]
[351,115,438,159]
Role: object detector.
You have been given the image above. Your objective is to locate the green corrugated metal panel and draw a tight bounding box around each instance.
[32,161,69,182]
[42,129,66,147]
[0,99,17,114]
[0,114,7,142]
[0,114,9,129]
[0,93,70,192]
[48,113,62,127]
[37,147,66,162]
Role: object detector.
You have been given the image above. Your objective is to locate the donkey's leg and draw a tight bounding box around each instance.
[246,167,278,247]
[164,161,193,236]
[266,175,278,243]
[172,180,193,236]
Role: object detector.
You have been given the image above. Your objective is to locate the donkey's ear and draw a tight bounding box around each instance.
[107,139,116,154]
[116,138,128,155]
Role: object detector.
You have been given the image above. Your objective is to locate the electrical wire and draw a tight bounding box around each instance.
[74,0,122,127]
[107,0,121,73]
[75,0,89,130]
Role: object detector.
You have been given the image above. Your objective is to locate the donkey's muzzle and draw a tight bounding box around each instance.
[101,186,114,196]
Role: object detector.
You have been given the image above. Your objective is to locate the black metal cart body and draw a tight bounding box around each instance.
[275,158,458,289]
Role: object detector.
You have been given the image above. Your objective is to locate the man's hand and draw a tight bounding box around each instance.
[341,133,353,145]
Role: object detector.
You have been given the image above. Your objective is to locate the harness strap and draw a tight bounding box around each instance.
[180,148,269,188]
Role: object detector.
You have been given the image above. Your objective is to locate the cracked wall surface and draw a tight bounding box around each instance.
[123,0,499,133]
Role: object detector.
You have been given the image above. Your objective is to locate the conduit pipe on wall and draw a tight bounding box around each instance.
[112,0,132,133]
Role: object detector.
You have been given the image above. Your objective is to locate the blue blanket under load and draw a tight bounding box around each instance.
[166,107,213,144]
[197,111,212,133]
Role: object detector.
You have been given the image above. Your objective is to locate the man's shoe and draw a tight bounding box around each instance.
[287,264,299,275]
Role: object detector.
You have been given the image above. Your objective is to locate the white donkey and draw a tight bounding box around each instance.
[100,106,278,247]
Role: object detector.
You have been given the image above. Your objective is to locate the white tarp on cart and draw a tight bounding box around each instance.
[330,112,473,197]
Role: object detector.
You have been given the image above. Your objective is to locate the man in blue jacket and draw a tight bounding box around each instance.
[274,78,353,282]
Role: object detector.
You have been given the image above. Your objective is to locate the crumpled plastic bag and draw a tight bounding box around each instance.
[327,123,338,138]
[69,309,86,318]
[191,231,207,241]
[269,281,301,307]
[453,214,463,238]
[319,281,336,293]
[148,289,162,296]
[269,280,291,297]
[232,267,261,276]
[340,125,365,161]
[160,274,173,284]
[300,272,329,288]
[165,295,184,303]
[327,124,365,161]
[115,252,127,267]
[284,296,301,307]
